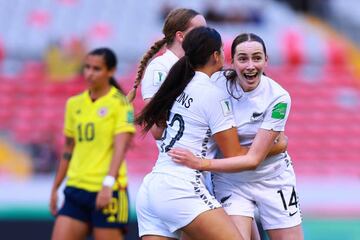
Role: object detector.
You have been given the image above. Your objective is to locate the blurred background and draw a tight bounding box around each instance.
[0,0,359,239]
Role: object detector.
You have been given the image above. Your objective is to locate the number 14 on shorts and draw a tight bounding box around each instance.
[277,186,299,217]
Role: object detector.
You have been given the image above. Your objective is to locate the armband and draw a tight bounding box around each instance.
[102,175,115,188]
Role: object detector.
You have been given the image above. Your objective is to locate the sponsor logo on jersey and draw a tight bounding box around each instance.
[220,194,232,207]
[153,70,167,86]
[289,210,298,217]
[271,102,287,119]
[220,98,233,116]
[98,107,108,117]
[250,112,264,122]
[220,194,232,204]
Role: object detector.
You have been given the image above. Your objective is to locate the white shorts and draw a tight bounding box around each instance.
[136,172,221,238]
[213,165,302,230]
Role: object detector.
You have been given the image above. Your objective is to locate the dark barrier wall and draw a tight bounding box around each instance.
[0,220,139,240]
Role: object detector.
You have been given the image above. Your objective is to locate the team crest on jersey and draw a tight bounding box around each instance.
[127,110,134,123]
[220,99,233,116]
[98,107,108,117]
[153,70,166,86]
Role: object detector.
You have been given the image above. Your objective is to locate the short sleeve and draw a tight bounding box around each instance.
[204,89,236,135]
[114,100,136,135]
[63,99,75,137]
[141,61,168,100]
[261,94,291,131]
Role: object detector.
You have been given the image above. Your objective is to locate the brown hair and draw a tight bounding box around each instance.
[225,33,267,99]
[126,8,200,102]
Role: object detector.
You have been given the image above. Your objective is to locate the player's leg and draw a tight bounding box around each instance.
[181,208,243,240]
[212,175,257,240]
[93,228,123,240]
[251,218,261,240]
[257,166,303,240]
[267,224,304,240]
[230,215,253,240]
[92,188,128,240]
[51,215,89,240]
[52,187,91,240]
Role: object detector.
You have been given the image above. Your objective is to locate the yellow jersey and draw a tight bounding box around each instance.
[64,86,135,192]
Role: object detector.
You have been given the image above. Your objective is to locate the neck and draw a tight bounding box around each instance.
[89,85,111,101]
[168,43,184,58]
[195,65,219,78]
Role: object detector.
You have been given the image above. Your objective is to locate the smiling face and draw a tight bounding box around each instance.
[83,54,114,91]
[232,40,267,92]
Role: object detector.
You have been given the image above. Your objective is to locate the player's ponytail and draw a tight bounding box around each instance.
[126,38,167,102]
[136,27,222,133]
[109,77,124,95]
[127,8,200,102]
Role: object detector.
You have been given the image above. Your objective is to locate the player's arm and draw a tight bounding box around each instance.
[268,132,288,155]
[96,131,134,209]
[213,127,247,157]
[169,128,279,172]
[49,136,74,216]
[213,128,286,158]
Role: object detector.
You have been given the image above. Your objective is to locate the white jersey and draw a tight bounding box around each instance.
[152,71,236,180]
[141,49,179,100]
[140,50,179,152]
[211,72,292,182]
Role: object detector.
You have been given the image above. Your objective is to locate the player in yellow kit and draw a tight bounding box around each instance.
[50,48,135,240]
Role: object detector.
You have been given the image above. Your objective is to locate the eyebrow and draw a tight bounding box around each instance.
[237,51,263,56]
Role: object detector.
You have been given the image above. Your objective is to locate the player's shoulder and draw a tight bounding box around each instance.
[110,88,131,106]
[262,75,290,98]
[199,77,229,102]
[147,54,169,70]
[210,71,227,85]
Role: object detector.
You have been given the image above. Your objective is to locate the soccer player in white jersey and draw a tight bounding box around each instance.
[169,33,304,240]
[132,9,285,239]
[127,8,206,137]
[135,27,244,240]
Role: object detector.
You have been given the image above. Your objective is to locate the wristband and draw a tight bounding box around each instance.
[102,175,115,188]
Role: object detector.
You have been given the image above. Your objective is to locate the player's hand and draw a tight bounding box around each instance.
[49,188,58,216]
[96,186,112,209]
[274,133,288,152]
[168,148,203,170]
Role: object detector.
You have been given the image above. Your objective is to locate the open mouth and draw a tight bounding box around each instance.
[243,72,258,81]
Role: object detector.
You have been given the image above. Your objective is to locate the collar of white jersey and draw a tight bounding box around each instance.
[164,49,179,62]
[193,71,211,82]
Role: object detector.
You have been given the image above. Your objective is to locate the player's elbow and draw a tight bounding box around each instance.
[246,156,263,170]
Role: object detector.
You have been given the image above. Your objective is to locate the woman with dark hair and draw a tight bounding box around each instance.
[135,26,243,240]
[169,33,304,240]
[50,48,135,240]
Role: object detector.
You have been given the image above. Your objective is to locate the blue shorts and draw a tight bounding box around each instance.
[58,186,129,230]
